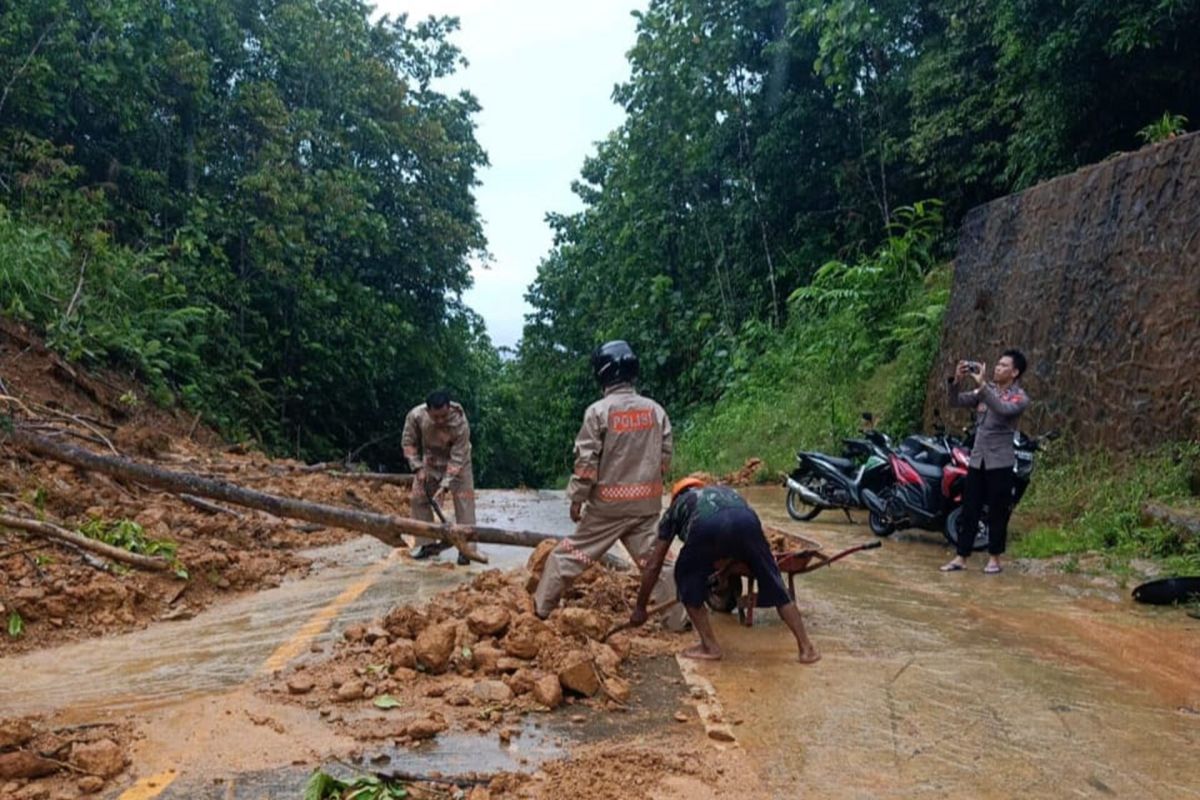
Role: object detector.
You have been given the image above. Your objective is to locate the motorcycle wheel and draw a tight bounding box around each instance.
[785,485,822,521]
[868,510,895,537]
[944,506,989,552]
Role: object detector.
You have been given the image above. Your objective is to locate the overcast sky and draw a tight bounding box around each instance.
[375,0,645,348]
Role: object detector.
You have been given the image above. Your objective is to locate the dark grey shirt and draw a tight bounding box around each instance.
[948,380,1030,470]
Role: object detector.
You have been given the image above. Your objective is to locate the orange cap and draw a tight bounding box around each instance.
[670,476,707,501]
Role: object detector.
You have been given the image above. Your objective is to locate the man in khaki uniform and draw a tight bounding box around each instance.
[534,341,687,630]
[402,389,475,565]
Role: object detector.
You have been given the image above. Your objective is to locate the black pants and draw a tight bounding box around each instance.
[957,464,1015,557]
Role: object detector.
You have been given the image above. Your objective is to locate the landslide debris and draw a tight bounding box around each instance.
[266,550,685,747]
[0,320,409,654]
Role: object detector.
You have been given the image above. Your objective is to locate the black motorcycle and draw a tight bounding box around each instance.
[784,414,895,531]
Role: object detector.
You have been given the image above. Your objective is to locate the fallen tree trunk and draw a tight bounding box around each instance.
[7,429,580,563]
[327,470,414,486]
[0,512,173,571]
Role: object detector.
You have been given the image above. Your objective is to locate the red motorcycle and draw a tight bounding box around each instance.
[863,430,1058,551]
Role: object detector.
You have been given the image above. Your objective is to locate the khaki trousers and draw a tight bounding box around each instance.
[410,469,476,548]
[533,511,688,631]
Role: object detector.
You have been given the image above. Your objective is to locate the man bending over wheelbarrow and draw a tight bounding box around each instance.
[628,476,821,664]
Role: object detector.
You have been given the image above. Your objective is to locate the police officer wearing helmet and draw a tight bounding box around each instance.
[533,341,687,631]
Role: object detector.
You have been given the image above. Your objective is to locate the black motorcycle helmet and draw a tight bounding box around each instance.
[591,340,639,387]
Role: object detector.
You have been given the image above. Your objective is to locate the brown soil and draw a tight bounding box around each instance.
[264,552,685,741]
[0,319,408,656]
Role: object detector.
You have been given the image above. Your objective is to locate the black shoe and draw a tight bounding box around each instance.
[411,543,447,560]
[456,553,471,566]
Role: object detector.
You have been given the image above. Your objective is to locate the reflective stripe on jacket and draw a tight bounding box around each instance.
[567,384,672,517]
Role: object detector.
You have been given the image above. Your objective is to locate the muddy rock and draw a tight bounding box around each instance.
[557,652,600,697]
[601,676,632,704]
[287,675,316,695]
[343,624,367,643]
[473,679,515,705]
[507,668,539,696]
[524,539,558,593]
[383,607,428,640]
[467,786,492,800]
[77,776,105,794]
[467,606,512,637]
[532,674,564,709]
[70,739,125,778]
[496,657,531,673]
[0,750,59,779]
[502,617,546,659]
[588,642,622,675]
[556,608,606,641]
[0,719,35,749]
[336,681,366,702]
[387,638,416,670]
[364,625,390,645]
[404,717,448,741]
[471,644,504,674]
[415,622,458,674]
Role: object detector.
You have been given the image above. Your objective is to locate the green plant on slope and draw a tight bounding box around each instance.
[1137,112,1188,144]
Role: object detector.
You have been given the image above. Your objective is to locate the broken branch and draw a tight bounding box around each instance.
[0,512,173,572]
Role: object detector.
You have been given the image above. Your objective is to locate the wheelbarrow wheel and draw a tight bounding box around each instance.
[706,576,740,614]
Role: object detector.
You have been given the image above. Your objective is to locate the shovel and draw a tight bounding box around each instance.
[423,483,485,565]
[602,599,679,642]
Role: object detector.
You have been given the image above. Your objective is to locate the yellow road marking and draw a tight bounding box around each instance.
[262,549,402,673]
[118,769,178,800]
[117,549,403,798]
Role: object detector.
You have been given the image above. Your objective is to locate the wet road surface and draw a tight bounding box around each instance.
[700,486,1200,799]
[3,487,1198,799]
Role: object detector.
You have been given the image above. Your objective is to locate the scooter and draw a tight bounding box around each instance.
[863,429,1058,551]
[784,413,895,533]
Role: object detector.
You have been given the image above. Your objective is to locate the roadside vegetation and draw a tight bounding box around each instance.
[3,0,1199,578]
[1012,444,1200,575]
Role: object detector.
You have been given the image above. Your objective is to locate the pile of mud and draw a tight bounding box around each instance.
[267,543,685,747]
[0,717,133,797]
[1,320,409,653]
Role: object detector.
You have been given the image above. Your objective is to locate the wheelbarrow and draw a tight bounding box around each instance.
[707,538,881,626]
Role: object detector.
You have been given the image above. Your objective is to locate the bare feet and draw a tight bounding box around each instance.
[798,646,821,664]
[681,643,722,661]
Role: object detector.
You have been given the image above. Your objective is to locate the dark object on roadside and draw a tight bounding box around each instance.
[411,542,448,560]
[1131,577,1200,606]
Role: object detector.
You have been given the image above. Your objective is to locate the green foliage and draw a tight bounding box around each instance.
[304,770,409,800]
[1012,443,1200,572]
[1137,112,1189,144]
[0,0,491,469]
[79,518,176,559]
[675,208,949,477]
[7,610,24,639]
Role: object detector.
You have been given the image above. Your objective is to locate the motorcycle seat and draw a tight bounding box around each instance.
[800,452,856,472]
[908,459,944,479]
